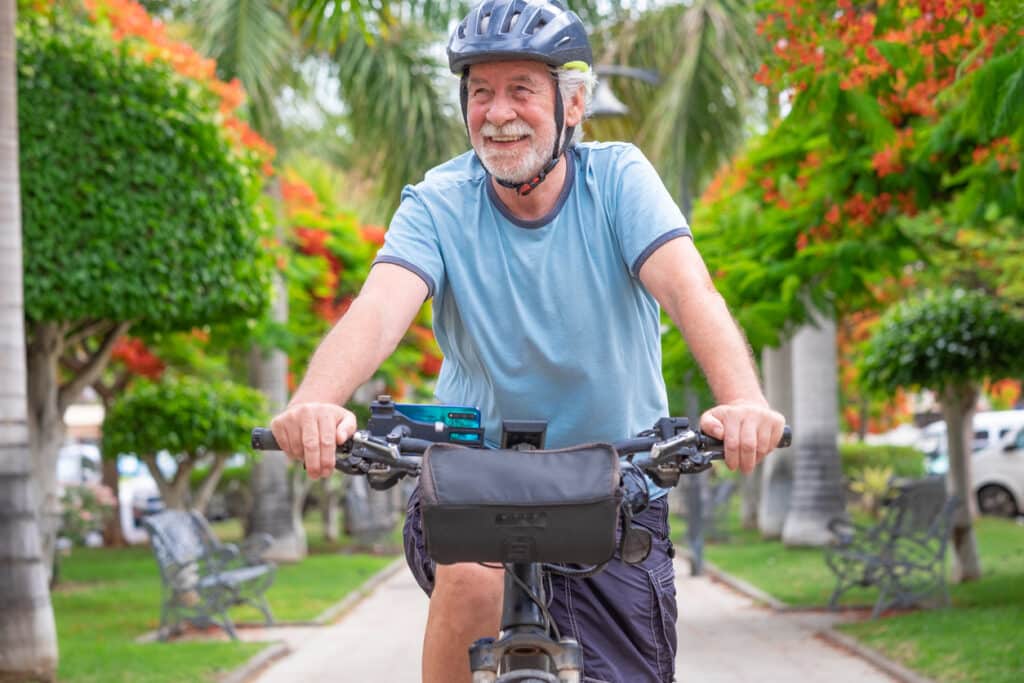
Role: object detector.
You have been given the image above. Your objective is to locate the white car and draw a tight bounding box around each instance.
[920,410,1024,475]
[973,427,1024,518]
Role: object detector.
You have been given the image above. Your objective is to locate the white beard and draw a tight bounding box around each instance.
[473,120,557,185]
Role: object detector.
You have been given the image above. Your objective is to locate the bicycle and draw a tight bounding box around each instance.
[252,397,791,683]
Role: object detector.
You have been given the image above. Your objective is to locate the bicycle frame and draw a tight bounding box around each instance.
[468,563,582,683]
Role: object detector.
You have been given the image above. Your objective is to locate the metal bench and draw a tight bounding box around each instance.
[142,509,276,640]
[825,476,959,618]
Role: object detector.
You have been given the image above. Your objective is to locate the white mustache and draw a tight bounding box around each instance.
[480,122,534,138]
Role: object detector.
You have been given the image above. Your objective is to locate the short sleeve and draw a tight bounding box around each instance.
[373,185,445,299]
[609,145,691,278]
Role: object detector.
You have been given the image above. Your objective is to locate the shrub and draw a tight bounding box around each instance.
[839,442,926,480]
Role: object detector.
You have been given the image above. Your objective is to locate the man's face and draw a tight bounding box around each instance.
[466,61,558,185]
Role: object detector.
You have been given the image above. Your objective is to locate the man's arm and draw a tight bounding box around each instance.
[638,236,784,473]
[270,263,428,478]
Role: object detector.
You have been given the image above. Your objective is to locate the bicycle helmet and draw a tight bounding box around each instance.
[447,0,593,196]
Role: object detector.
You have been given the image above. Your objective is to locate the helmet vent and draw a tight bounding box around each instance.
[506,11,522,32]
[480,11,492,33]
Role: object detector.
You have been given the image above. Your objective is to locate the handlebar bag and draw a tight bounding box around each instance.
[418,443,622,564]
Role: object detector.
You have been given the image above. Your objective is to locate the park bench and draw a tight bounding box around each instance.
[142,509,276,640]
[825,476,959,618]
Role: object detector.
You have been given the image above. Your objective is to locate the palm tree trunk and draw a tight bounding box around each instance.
[758,339,795,538]
[782,310,846,546]
[940,385,982,582]
[247,212,307,560]
[0,2,59,674]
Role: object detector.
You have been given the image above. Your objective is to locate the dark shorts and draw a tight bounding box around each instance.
[403,487,678,683]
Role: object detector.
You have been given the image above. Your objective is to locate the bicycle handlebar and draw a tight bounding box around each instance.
[250,422,792,491]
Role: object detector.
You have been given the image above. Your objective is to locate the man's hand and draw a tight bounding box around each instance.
[700,401,785,474]
[270,403,358,479]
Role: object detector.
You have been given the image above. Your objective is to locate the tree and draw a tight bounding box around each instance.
[0,1,58,678]
[860,290,1024,581]
[587,0,764,215]
[103,376,268,512]
[688,0,1020,542]
[17,4,272,578]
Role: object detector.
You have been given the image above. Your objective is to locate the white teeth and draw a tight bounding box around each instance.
[490,136,524,142]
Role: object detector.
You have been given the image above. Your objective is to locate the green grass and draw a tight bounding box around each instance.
[673,504,1024,683]
[839,518,1024,683]
[53,515,399,683]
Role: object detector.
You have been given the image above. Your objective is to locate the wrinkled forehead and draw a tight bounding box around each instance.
[466,60,556,88]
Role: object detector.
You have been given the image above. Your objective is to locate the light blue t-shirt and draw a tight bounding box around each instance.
[374,142,691,500]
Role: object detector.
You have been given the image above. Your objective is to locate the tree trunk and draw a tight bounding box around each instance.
[140,453,191,510]
[758,340,795,538]
[0,1,59,671]
[100,457,124,547]
[25,322,64,585]
[940,385,982,582]
[321,475,343,543]
[782,311,846,546]
[246,192,306,561]
[192,453,229,515]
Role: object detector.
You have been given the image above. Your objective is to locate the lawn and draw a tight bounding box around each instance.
[52,515,398,683]
[672,505,1024,683]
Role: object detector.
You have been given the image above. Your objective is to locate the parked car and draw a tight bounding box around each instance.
[973,427,1024,518]
[919,410,1024,475]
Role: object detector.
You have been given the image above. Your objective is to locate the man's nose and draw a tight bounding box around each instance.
[485,95,516,127]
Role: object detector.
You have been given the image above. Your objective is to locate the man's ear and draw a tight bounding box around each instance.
[564,86,586,128]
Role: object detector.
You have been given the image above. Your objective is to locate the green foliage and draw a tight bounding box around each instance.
[860,290,1024,395]
[102,376,267,460]
[839,442,925,480]
[17,11,271,329]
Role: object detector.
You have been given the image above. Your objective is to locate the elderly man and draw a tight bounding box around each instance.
[270,0,785,680]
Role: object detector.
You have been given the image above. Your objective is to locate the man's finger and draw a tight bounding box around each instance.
[318,411,338,478]
[337,410,357,444]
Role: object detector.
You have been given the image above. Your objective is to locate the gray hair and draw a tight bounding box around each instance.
[554,66,597,145]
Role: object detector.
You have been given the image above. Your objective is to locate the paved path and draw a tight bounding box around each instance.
[244,559,895,683]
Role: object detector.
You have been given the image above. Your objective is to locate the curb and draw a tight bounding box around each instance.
[220,643,290,683]
[675,545,938,683]
[817,629,938,683]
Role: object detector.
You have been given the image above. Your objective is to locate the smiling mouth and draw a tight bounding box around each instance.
[487,135,528,144]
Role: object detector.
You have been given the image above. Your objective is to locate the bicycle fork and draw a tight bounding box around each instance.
[469,563,583,683]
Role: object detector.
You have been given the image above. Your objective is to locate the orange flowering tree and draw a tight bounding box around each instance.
[676,0,1023,425]
[277,170,442,400]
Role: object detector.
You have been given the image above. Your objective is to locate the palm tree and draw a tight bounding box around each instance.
[0,1,59,677]
[781,306,846,546]
[758,339,795,538]
[187,0,306,559]
[586,0,763,214]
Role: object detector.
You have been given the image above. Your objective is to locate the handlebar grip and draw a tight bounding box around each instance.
[252,428,280,451]
[700,425,792,451]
